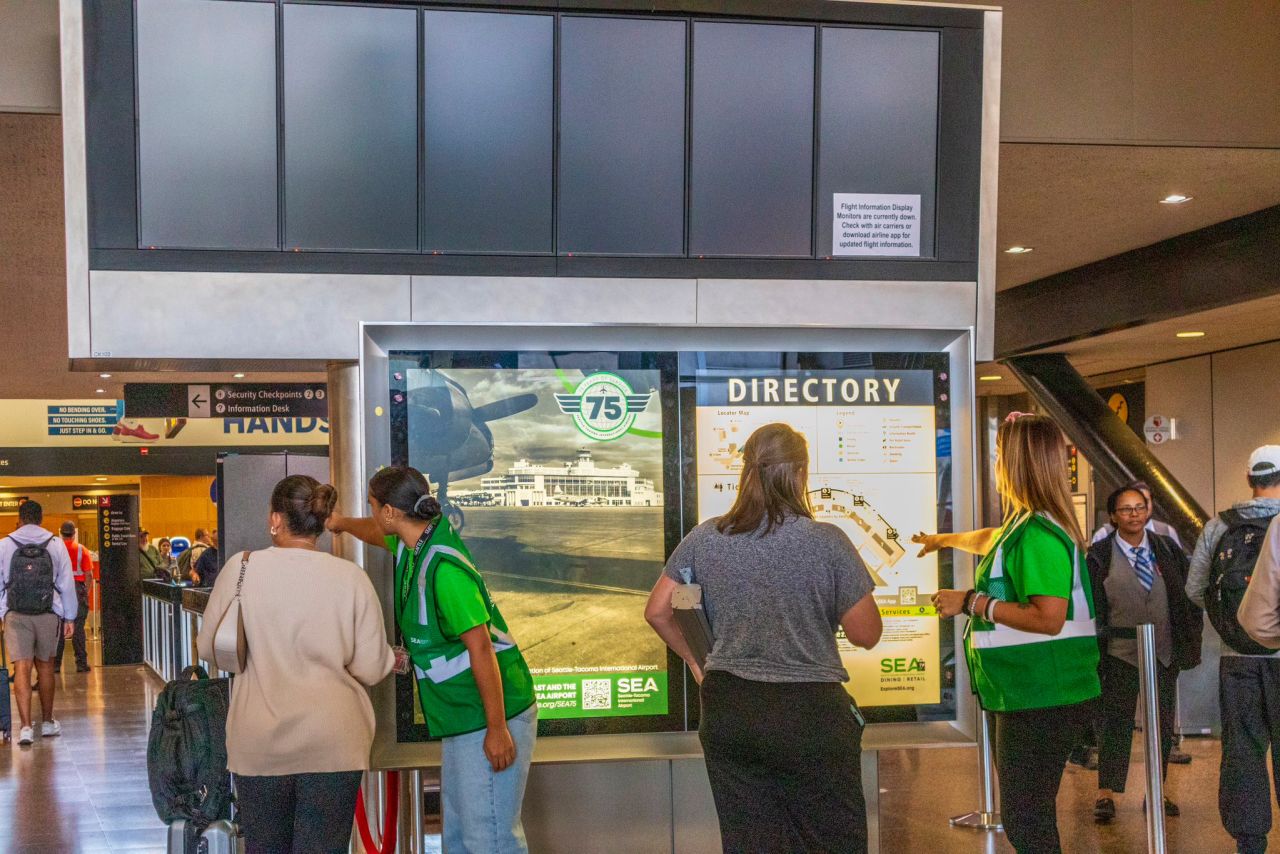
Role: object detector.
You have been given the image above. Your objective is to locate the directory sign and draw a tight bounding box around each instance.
[388,352,679,740]
[694,363,948,707]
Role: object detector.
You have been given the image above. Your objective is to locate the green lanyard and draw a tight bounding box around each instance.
[397,521,438,615]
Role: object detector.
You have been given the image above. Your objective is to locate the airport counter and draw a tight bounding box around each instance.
[141,579,195,682]
[180,588,232,679]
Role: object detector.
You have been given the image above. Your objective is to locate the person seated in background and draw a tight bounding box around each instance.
[1091,481,1184,552]
[193,528,220,588]
[1087,485,1202,824]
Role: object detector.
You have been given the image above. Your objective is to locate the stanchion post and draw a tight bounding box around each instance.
[1138,623,1167,854]
[950,707,1003,831]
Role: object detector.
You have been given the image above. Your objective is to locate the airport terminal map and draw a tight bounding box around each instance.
[695,368,944,707]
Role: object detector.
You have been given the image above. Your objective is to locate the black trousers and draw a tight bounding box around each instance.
[700,671,867,854]
[235,770,363,854]
[992,701,1093,854]
[54,583,89,669]
[1097,655,1176,793]
[1219,656,1280,854]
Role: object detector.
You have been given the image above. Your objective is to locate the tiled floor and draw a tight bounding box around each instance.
[1,649,168,853]
[4,645,1278,853]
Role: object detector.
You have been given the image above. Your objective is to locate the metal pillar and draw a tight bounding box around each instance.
[950,709,1003,831]
[328,361,364,564]
[1138,624,1168,853]
[399,770,424,854]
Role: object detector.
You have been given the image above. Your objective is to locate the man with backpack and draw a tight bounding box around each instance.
[1186,445,1280,854]
[0,501,77,746]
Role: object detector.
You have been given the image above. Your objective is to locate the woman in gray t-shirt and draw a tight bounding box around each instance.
[645,423,882,853]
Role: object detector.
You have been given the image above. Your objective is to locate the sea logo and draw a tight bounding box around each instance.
[555,372,652,442]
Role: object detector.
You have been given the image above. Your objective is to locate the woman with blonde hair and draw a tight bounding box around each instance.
[919,413,1100,854]
[646,422,882,853]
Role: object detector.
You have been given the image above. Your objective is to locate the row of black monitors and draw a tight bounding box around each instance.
[133,0,942,259]
[385,348,955,739]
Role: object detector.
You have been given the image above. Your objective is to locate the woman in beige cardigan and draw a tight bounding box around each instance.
[197,475,394,854]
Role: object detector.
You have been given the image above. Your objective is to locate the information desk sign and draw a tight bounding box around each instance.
[125,383,328,419]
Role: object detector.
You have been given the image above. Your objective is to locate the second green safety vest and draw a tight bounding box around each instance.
[964,512,1101,713]
[394,519,536,738]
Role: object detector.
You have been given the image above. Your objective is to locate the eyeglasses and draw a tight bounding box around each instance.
[1114,505,1148,516]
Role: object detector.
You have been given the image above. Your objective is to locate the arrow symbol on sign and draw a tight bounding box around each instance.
[191,394,206,407]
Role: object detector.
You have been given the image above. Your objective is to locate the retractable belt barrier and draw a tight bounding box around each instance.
[355,771,400,854]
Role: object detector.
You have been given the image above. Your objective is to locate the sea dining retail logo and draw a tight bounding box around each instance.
[554,372,652,442]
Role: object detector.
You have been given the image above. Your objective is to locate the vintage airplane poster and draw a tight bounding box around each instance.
[402,366,669,721]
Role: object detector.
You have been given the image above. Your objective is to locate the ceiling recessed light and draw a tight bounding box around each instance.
[99,373,112,379]
[979,375,1004,382]
[1160,194,1192,205]
[1004,246,1034,254]
[1176,331,1206,339]
[233,373,246,379]
[95,477,108,482]
[95,388,105,394]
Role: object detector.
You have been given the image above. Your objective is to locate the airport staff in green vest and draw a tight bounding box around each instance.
[916,413,1101,854]
[329,466,537,854]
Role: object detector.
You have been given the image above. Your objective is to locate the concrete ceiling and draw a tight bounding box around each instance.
[995,143,1280,290]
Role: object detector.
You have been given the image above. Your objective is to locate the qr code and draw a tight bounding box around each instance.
[581,679,612,711]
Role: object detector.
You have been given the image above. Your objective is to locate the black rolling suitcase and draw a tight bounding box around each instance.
[1,628,11,741]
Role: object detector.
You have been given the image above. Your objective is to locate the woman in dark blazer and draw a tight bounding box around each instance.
[1086,484,1203,823]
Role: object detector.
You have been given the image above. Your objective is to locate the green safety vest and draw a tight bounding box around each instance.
[964,512,1101,713]
[394,519,535,738]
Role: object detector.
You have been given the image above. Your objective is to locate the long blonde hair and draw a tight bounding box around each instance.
[996,414,1084,545]
[717,423,813,536]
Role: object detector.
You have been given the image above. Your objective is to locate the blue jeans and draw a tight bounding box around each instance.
[441,704,537,854]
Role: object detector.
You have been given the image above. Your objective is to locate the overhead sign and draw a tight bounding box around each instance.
[72,494,114,510]
[0,399,328,449]
[0,496,30,512]
[125,383,328,419]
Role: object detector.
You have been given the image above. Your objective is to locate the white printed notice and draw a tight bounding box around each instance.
[694,368,943,707]
[832,193,922,257]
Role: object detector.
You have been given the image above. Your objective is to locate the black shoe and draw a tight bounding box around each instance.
[76,665,91,673]
[1141,797,1180,817]
[1168,747,1192,765]
[1094,797,1116,823]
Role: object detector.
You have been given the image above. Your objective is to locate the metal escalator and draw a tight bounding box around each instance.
[1003,353,1209,544]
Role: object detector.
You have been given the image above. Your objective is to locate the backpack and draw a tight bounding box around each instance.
[5,536,56,615]
[178,543,206,579]
[1205,509,1280,655]
[147,665,233,830]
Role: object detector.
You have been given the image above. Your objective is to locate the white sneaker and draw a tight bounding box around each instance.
[41,720,61,738]
[17,726,34,745]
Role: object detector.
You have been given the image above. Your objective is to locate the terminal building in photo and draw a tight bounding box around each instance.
[476,449,664,508]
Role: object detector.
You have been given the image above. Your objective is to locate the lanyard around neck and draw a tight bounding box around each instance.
[398,519,438,614]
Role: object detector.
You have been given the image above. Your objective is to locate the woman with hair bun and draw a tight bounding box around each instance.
[196,475,395,854]
[328,465,537,854]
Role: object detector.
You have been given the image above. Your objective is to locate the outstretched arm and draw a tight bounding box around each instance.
[327,513,388,550]
[913,528,1000,557]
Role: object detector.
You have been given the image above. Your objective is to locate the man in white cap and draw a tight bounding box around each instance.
[1186,445,1280,854]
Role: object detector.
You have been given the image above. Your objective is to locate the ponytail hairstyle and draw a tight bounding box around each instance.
[716,423,813,536]
[995,413,1085,546]
[271,475,338,537]
[368,466,441,521]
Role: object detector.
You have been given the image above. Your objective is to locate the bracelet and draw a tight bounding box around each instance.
[961,589,977,616]
[985,596,999,623]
